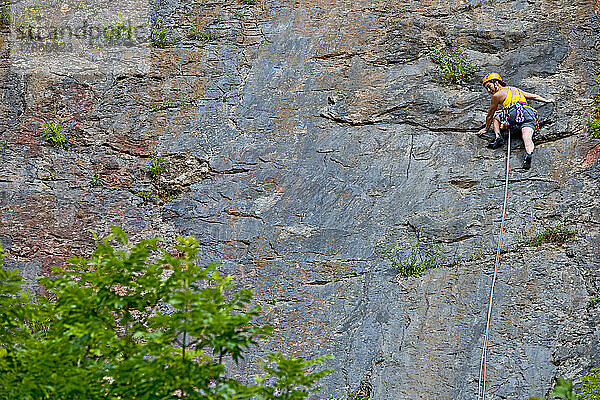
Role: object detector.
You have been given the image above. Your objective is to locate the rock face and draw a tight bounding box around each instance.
[1,0,599,398]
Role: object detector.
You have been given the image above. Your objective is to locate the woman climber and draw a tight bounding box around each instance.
[476,72,556,169]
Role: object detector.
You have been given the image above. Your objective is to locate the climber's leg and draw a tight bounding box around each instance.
[521,126,535,169]
[522,126,535,154]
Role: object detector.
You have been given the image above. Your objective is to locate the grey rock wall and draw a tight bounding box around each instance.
[1,0,599,398]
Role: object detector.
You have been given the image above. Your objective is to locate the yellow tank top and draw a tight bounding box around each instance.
[502,86,527,107]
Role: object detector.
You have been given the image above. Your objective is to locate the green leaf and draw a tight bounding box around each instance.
[551,377,576,400]
[0,230,331,400]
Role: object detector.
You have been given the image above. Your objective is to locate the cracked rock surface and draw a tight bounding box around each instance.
[1,0,599,398]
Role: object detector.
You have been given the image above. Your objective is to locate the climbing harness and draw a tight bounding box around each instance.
[478,131,512,400]
[498,87,541,136]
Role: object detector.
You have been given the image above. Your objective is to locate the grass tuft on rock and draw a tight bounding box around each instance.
[0,11,10,27]
[525,226,575,247]
[151,29,173,47]
[147,155,168,179]
[377,231,442,277]
[41,122,68,149]
[587,296,600,309]
[348,383,371,400]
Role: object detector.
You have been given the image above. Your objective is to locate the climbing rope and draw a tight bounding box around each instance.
[478,131,512,400]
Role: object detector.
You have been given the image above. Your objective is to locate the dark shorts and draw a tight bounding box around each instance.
[495,104,538,138]
[507,105,538,133]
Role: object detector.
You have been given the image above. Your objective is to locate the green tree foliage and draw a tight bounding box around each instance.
[0,229,331,399]
[579,369,600,400]
[552,378,577,400]
[0,250,36,351]
[530,374,600,400]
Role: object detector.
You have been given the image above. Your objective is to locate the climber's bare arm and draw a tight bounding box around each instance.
[477,93,502,136]
[522,91,556,104]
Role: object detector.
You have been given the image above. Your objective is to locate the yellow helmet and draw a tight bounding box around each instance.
[482,72,504,86]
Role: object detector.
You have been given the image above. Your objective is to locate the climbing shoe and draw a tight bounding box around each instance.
[487,136,504,149]
[522,152,533,170]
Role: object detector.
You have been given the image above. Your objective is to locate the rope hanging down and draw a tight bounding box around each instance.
[478,132,512,400]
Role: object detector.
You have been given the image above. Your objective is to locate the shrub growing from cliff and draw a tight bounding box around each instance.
[587,296,600,309]
[190,27,222,42]
[428,43,477,85]
[347,381,371,400]
[0,229,331,399]
[102,14,134,45]
[588,91,600,138]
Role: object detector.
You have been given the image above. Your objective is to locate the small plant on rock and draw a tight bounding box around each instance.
[377,230,443,277]
[459,0,495,12]
[460,2,483,11]
[103,14,134,44]
[134,190,158,203]
[588,91,600,139]
[190,27,222,42]
[0,8,10,27]
[428,42,477,84]
[151,29,172,47]
[92,172,105,187]
[41,122,68,148]
[587,296,600,309]
[147,155,168,178]
[159,187,181,201]
[348,381,372,400]
[525,226,575,247]
[151,99,187,111]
